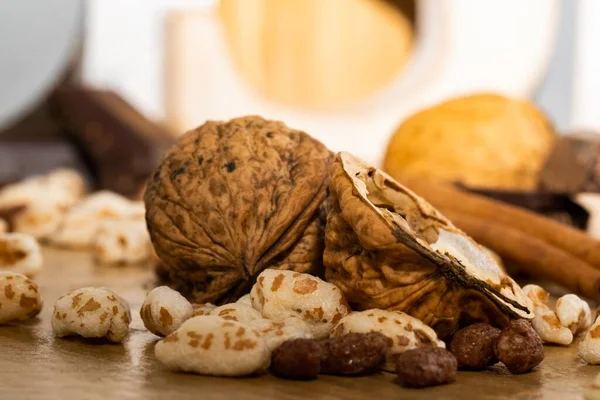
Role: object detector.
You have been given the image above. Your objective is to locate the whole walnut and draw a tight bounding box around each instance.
[145,116,332,304]
[324,152,533,339]
[384,93,555,190]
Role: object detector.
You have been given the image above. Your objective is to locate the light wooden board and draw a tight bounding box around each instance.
[0,247,598,399]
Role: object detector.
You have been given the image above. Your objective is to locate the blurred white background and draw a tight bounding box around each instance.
[2,0,600,164]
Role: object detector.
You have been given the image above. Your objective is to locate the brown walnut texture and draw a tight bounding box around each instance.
[323,152,532,339]
[145,116,332,304]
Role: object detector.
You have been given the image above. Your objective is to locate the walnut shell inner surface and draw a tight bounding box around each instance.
[323,152,532,338]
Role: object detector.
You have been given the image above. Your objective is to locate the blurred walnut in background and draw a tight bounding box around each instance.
[384,93,556,190]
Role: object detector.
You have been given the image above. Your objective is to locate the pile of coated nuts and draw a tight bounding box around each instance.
[24,267,558,388]
[0,168,154,266]
[2,246,600,391]
[2,171,600,391]
[4,260,600,389]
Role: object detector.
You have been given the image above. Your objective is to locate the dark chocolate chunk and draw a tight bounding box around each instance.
[539,132,600,194]
[457,184,589,230]
[0,101,89,185]
[50,86,176,198]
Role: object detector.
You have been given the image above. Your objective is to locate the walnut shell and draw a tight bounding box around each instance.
[145,116,332,304]
[324,152,532,339]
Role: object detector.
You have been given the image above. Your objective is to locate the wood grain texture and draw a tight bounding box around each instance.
[0,247,598,399]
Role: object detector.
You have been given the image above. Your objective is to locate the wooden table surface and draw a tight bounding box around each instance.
[1,247,599,400]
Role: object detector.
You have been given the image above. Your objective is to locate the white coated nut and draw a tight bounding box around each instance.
[1,170,84,239]
[0,180,43,209]
[210,303,263,323]
[45,169,87,199]
[155,315,270,376]
[248,317,313,351]
[579,316,600,364]
[192,303,216,317]
[250,269,350,340]
[556,294,592,335]
[0,271,43,323]
[236,294,252,307]
[522,284,573,345]
[522,284,550,305]
[0,168,84,211]
[331,309,445,372]
[0,168,85,238]
[51,287,131,343]
[11,200,66,240]
[140,286,194,336]
[93,219,153,265]
[0,219,7,234]
[0,233,43,278]
[531,303,573,345]
[50,191,143,249]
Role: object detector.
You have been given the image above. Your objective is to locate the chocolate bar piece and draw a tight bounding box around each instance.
[51,86,176,198]
[539,132,600,194]
[0,141,89,186]
[457,184,590,230]
[0,103,89,185]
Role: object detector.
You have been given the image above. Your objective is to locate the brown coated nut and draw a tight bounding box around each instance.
[270,338,322,380]
[494,319,544,374]
[395,347,457,388]
[320,332,389,376]
[449,323,501,370]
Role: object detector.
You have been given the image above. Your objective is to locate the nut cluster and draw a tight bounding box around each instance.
[145,269,449,380]
[270,332,390,380]
[449,320,544,374]
[5,117,596,394]
[0,169,154,266]
[523,285,591,345]
[0,168,85,239]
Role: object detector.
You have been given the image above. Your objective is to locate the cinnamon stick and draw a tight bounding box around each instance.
[396,174,600,269]
[444,210,600,302]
